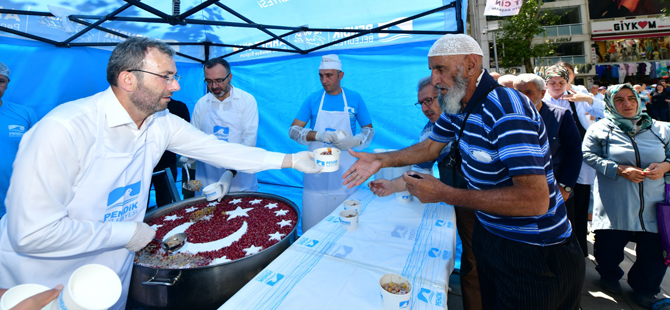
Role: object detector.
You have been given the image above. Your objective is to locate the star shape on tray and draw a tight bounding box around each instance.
[243,245,263,256]
[268,232,285,241]
[264,203,279,209]
[150,224,163,230]
[250,199,263,205]
[230,198,242,204]
[207,201,218,207]
[184,206,198,213]
[277,219,292,228]
[274,209,288,217]
[226,206,254,220]
[164,215,182,221]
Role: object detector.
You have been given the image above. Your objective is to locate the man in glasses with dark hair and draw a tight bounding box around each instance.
[0,37,321,310]
[184,57,260,196]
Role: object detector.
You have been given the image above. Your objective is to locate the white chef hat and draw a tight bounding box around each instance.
[428,34,483,57]
[319,54,342,71]
[0,61,8,79]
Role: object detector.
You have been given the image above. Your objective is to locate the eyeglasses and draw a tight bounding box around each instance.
[414,95,438,108]
[128,69,180,83]
[204,73,231,86]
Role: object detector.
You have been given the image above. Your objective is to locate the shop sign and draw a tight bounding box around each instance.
[591,17,670,34]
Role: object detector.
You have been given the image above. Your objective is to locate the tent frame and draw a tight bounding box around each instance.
[0,0,463,63]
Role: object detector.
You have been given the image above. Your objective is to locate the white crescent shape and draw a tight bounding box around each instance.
[162,221,248,254]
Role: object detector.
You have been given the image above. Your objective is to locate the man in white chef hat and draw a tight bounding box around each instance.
[0,37,321,310]
[289,54,374,232]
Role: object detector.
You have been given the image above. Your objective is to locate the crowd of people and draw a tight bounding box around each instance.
[0,32,668,310]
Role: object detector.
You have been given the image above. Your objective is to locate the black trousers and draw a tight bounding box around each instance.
[594,229,667,295]
[565,183,590,257]
[473,221,585,310]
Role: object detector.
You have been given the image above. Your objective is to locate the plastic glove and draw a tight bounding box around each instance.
[315,131,339,143]
[333,135,362,151]
[125,222,156,252]
[214,170,234,201]
[291,151,323,173]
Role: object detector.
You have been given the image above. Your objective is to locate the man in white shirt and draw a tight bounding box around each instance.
[0,37,320,310]
[591,84,605,101]
[189,58,259,193]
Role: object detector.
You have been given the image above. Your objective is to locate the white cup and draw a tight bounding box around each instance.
[379,274,412,310]
[343,199,362,215]
[395,191,412,203]
[1,284,52,310]
[52,264,122,310]
[339,210,358,231]
[392,166,412,179]
[313,147,341,173]
[203,183,223,201]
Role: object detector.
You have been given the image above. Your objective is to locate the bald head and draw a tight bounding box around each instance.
[498,75,517,88]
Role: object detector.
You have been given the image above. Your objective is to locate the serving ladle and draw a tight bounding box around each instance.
[154,233,188,253]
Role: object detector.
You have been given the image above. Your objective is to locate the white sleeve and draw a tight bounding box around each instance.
[191,96,206,130]
[354,126,374,150]
[166,114,284,173]
[584,98,606,119]
[5,120,135,257]
[240,93,259,147]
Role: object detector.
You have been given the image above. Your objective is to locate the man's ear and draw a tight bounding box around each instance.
[118,71,137,92]
[464,55,479,76]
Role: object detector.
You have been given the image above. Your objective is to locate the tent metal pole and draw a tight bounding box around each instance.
[219,29,302,59]
[180,0,219,19]
[0,25,59,45]
[124,0,171,20]
[213,2,304,54]
[63,3,133,45]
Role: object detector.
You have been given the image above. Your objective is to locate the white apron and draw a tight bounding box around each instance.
[302,90,356,232]
[0,104,155,310]
[195,91,258,193]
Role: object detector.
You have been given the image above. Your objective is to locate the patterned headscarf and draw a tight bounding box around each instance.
[544,64,569,82]
[604,84,652,136]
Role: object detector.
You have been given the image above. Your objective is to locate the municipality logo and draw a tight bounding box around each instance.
[104,181,141,222]
[378,18,412,43]
[213,126,229,141]
[8,125,26,137]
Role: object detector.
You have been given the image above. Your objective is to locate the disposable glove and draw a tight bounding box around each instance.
[333,134,362,150]
[291,151,323,173]
[125,222,156,252]
[315,131,339,143]
[178,156,196,167]
[205,170,234,202]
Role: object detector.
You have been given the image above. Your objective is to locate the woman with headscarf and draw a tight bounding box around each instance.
[582,84,670,308]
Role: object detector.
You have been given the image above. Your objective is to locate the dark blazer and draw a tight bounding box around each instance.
[539,100,582,188]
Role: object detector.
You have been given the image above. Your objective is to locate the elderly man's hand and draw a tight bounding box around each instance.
[561,92,594,104]
[343,150,382,188]
[402,172,447,203]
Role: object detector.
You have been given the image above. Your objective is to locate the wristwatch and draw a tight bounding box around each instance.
[559,183,573,193]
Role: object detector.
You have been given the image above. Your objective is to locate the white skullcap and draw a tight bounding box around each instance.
[428,34,483,57]
[319,54,342,71]
[0,61,8,79]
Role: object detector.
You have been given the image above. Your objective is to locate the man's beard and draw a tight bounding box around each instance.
[438,72,469,115]
[130,79,168,115]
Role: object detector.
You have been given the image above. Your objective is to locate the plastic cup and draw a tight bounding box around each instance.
[379,274,412,310]
[52,264,122,310]
[203,183,223,201]
[314,147,341,172]
[395,191,412,203]
[1,284,52,310]
[343,199,362,215]
[339,210,358,231]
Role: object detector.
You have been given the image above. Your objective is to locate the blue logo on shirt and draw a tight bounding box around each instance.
[104,181,141,222]
[213,126,229,141]
[8,125,26,137]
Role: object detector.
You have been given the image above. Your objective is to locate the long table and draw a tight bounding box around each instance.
[220,187,456,310]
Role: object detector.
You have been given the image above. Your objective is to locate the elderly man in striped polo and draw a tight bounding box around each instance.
[343,34,585,309]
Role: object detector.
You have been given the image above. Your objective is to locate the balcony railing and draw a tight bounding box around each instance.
[534,55,586,66]
[538,23,584,37]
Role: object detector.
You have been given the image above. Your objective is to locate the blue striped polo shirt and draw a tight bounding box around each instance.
[429,71,571,246]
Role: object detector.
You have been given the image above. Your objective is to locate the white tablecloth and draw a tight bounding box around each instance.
[220,187,456,310]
